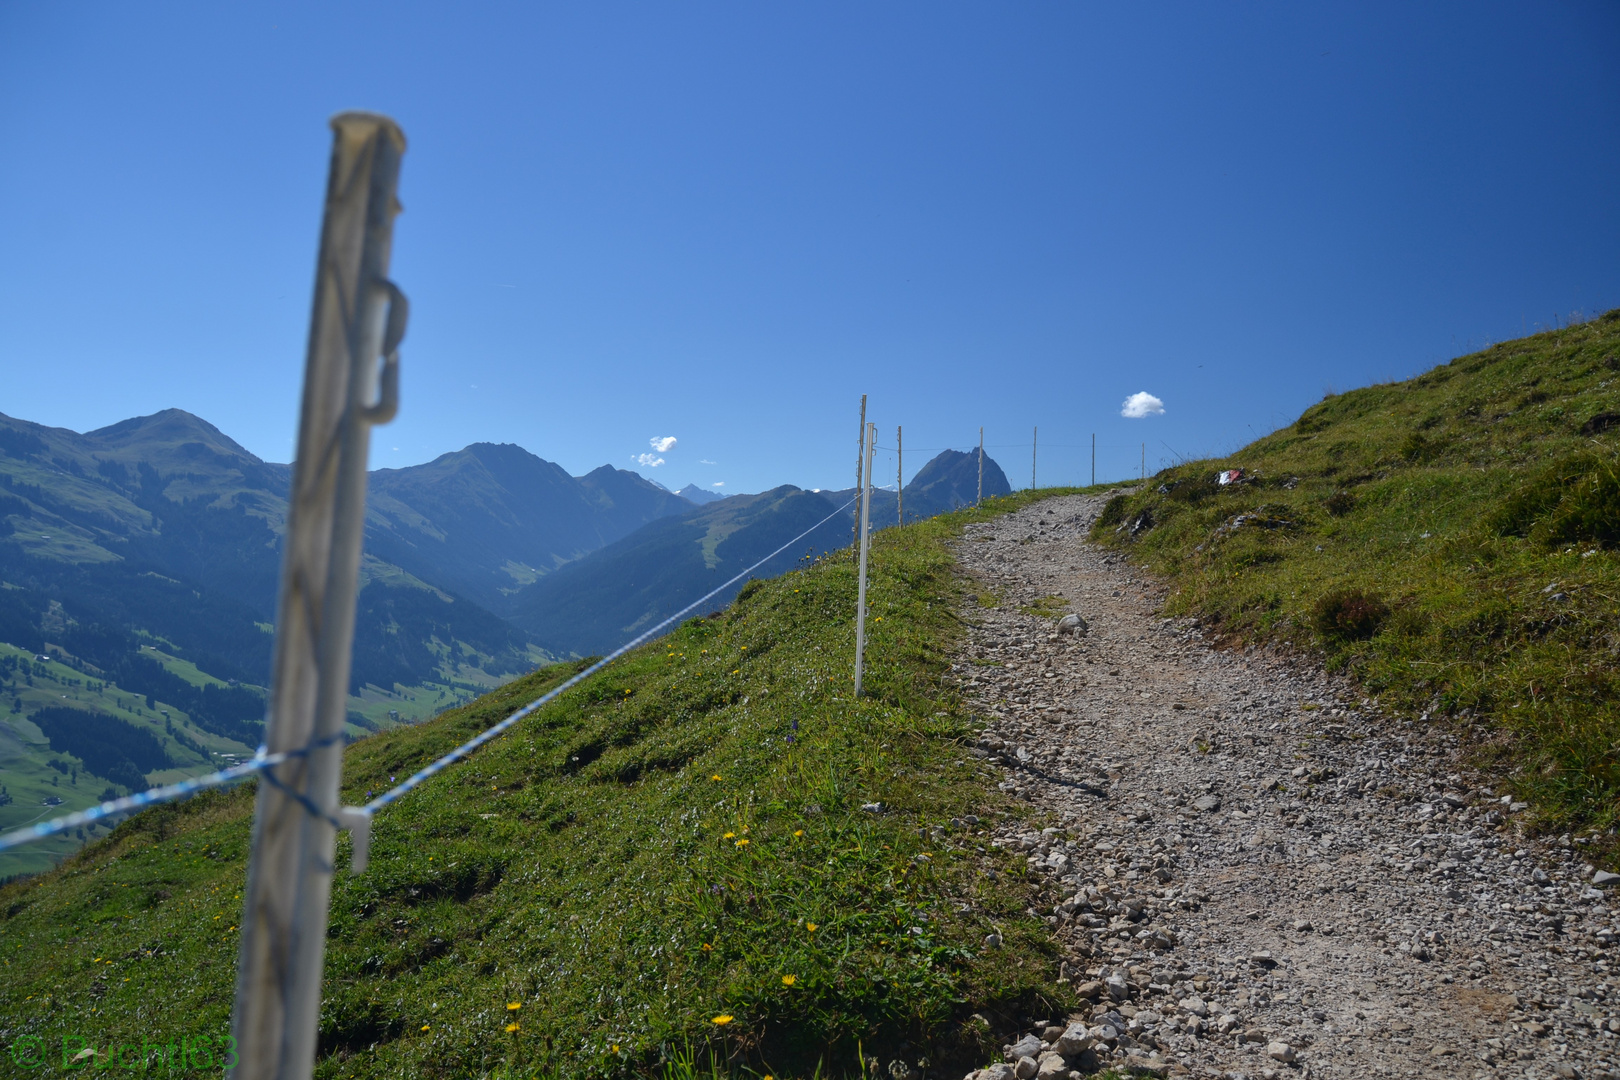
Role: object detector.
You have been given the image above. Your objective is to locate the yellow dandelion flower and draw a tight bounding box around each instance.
[712,774,722,782]
[506,1022,520,1033]
[613,1044,620,1053]
[421,1025,431,1032]
[793,829,803,837]
[782,975,796,986]
[805,922,818,932]
[701,942,713,952]
[735,838,749,847]
[723,832,735,839]
[507,1002,522,1011]
[712,1015,733,1026]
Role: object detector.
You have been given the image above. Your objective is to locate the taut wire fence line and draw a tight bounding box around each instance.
[0,488,856,865]
[358,492,855,818]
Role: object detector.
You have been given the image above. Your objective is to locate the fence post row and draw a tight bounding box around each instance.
[231,112,407,1080]
[853,421,875,697]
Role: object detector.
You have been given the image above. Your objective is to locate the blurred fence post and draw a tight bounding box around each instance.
[231,112,407,1080]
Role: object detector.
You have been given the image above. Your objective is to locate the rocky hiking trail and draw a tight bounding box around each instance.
[948,493,1620,1080]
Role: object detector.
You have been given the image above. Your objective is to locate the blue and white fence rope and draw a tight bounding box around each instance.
[0,752,286,854]
[0,497,855,862]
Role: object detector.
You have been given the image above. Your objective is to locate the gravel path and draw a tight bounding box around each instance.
[952,493,1620,1080]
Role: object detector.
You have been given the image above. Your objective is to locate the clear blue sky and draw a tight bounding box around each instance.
[2,3,1617,494]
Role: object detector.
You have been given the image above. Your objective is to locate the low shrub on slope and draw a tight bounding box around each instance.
[1094,310,1620,837]
[0,495,1074,1079]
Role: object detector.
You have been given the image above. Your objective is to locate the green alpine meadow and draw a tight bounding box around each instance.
[0,494,1079,1080]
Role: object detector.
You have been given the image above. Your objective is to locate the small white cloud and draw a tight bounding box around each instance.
[636,453,666,467]
[1121,391,1165,418]
[650,436,677,453]
[698,459,716,465]
[712,481,725,487]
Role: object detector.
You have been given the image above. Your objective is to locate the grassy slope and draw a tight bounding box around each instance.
[0,494,1080,1080]
[1092,310,1620,838]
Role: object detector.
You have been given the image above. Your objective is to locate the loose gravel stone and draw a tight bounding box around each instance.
[948,493,1620,1078]
[1265,1040,1297,1063]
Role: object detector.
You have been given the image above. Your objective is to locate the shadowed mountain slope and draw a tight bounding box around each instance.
[508,450,1012,657]
[509,485,849,656]
[0,412,547,693]
[367,444,690,611]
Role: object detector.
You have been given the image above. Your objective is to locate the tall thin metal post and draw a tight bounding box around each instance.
[852,395,867,548]
[977,426,984,506]
[853,422,875,697]
[896,425,903,526]
[232,112,407,1080]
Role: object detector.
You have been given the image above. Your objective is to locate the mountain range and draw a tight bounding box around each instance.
[510,448,1011,654]
[366,442,693,611]
[0,406,1007,869]
[674,483,723,505]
